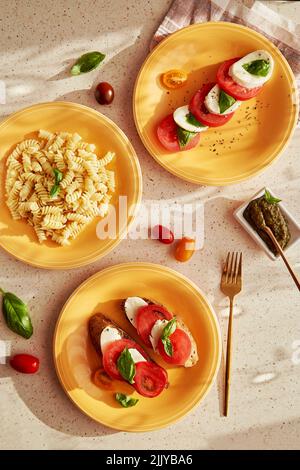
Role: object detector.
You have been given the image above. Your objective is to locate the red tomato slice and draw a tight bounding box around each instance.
[157,328,192,365]
[157,114,200,152]
[136,304,173,347]
[189,83,234,127]
[133,361,168,397]
[103,339,147,380]
[216,58,262,101]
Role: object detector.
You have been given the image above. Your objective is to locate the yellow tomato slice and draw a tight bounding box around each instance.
[93,368,114,390]
[161,69,188,89]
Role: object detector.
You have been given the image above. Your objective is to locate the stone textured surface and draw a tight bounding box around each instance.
[0,0,299,450]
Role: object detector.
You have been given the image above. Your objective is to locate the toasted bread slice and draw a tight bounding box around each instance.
[89,313,131,359]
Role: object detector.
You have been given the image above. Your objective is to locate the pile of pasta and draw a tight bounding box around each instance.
[5,130,116,246]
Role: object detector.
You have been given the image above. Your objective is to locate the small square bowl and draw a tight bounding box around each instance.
[234,187,300,260]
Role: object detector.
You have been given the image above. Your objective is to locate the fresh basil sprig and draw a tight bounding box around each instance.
[177,127,197,149]
[50,168,63,198]
[186,112,206,128]
[117,348,136,384]
[219,90,236,114]
[0,288,33,339]
[115,393,139,408]
[264,189,281,205]
[161,318,177,357]
[71,51,106,76]
[242,59,270,77]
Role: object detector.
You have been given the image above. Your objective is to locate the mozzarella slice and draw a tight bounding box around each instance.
[173,105,208,133]
[204,84,241,115]
[229,50,274,89]
[100,326,122,353]
[128,348,147,364]
[149,319,169,351]
[124,297,148,327]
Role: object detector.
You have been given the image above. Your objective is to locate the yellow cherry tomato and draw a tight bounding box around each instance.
[93,368,114,390]
[161,69,188,90]
[175,237,196,262]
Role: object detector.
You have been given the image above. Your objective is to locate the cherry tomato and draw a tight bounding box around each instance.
[136,304,173,347]
[103,339,147,380]
[157,114,201,152]
[216,58,262,101]
[175,237,196,262]
[189,83,234,127]
[133,361,168,397]
[93,368,114,390]
[157,328,192,365]
[161,69,188,90]
[10,354,39,374]
[153,225,174,244]
[95,82,114,104]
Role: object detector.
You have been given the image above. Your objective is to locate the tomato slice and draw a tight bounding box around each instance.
[157,114,200,152]
[161,69,188,90]
[93,368,114,390]
[103,339,147,380]
[136,304,173,347]
[133,361,168,397]
[189,83,234,127]
[157,328,192,365]
[216,58,262,101]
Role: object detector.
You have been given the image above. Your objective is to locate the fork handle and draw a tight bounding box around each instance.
[224,297,234,417]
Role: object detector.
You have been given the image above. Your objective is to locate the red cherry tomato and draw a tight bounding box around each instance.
[157,328,192,365]
[175,237,195,262]
[216,58,262,101]
[95,82,114,104]
[157,114,201,152]
[189,83,234,127]
[153,225,174,244]
[10,354,39,374]
[133,361,168,397]
[103,339,147,380]
[136,304,173,347]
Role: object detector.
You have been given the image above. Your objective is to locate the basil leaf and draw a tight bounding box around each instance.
[117,348,136,384]
[161,318,177,357]
[1,289,33,339]
[177,126,197,149]
[186,112,206,128]
[219,90,236,114]
[50,184,60,198]
[53,168,63,184]
[242,59,270,77]
[71,51,105,76]
[115,393,139,408]
[264,189,281,205]
[161,337,173,357]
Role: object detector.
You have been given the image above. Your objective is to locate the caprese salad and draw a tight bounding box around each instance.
[89,313,168,398]
[123,297,198,367]
[157,50,274,151]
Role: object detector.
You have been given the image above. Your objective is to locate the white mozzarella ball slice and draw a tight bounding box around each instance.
[173,105,208,132]
[204,84,241,115]
[128,348,147,364]
[100,327,122,353]
[124,297,148,327]
[149,319,169,351]
[229,50,274,89]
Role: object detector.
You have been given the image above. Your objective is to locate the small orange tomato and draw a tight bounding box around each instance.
[93,368,114,390]
[175,237,196,262]
[161,69,188,90]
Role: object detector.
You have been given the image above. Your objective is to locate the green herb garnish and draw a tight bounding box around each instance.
[219,89,236,114]
[50,168,63,198]
[0,288,33,339]
[243,59,270,77]
[186,112,206,128]
[71,51,105,76]
[161,317,177,357]
[115,393,139,408]
[117,348,136,384]
[264,189,281,205]
[177,126,197,149]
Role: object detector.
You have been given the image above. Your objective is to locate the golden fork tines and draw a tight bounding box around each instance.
[220,252,242,417]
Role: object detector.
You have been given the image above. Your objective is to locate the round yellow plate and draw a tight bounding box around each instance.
[133,22,298,185]
[53,263,221,432]
[0,102,142,269]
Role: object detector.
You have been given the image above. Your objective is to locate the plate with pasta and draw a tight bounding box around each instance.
[0,102,142,268]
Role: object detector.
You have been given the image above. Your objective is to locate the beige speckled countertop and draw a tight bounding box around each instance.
[0,0,299,450]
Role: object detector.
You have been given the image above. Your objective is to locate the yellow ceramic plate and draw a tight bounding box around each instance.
[0,102,142,268]
[133,22,298,185]
[53,263,221,432]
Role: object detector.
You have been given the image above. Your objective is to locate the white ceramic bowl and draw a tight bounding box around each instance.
[234,188,300,260]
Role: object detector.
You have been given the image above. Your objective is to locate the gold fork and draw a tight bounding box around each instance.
[220,252,243,417]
